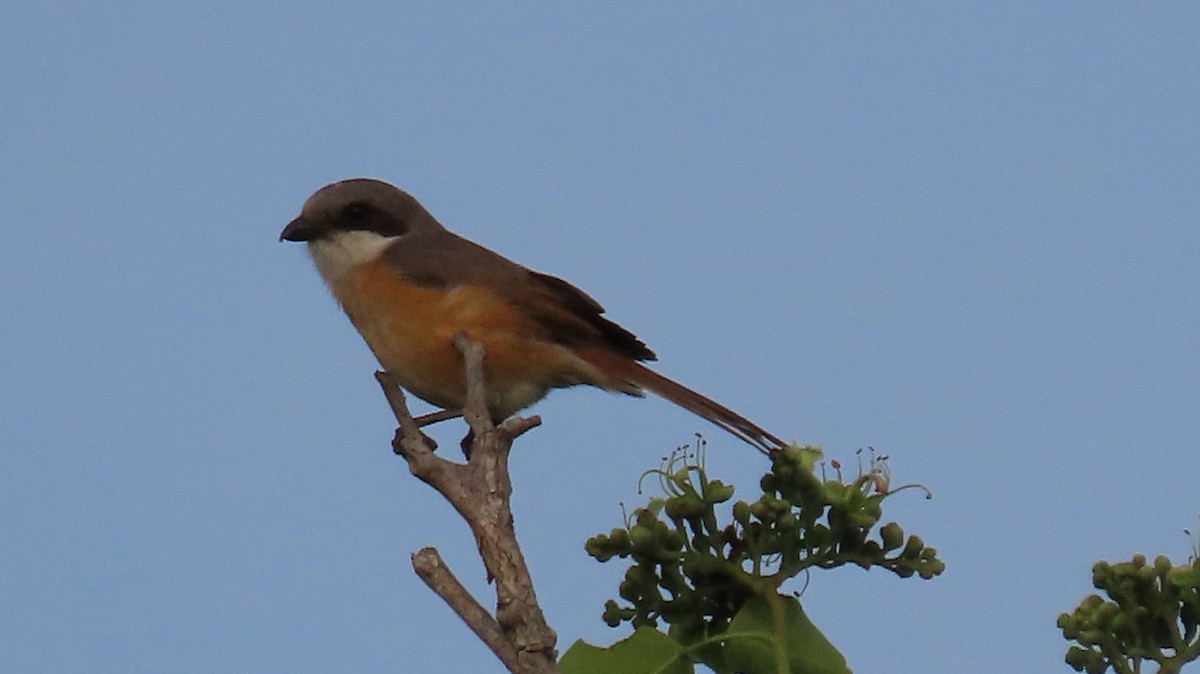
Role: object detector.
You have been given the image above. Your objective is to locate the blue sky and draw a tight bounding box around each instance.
[3,4,1198,672]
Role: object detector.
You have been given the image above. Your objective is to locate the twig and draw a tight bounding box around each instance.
[374,338,557,674]
[412,547,518,670]
[414,408,464,427]
[454,333,492,435]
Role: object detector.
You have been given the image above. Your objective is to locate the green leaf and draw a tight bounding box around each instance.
[560,627,694,674]
[719,594,850,674]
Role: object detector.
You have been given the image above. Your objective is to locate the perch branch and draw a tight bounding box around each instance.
[375,337,557,674]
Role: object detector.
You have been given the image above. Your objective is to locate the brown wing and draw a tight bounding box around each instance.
[518,271,656,361]
[383,229,657,362]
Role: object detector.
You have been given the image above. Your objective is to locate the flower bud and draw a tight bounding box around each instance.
[879,522,904,552]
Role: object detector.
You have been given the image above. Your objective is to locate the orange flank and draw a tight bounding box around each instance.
[330,255,606,420]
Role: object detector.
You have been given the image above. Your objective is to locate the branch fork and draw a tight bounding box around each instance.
[375,334,558,674]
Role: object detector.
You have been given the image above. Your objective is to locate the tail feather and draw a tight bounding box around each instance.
[583,345,787,450]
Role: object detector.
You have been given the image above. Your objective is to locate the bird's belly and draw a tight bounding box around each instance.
[329,260,593,418]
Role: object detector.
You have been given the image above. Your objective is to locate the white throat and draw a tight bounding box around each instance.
[306,230,399,285]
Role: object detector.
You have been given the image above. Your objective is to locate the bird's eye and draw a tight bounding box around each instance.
[343,203,370,221]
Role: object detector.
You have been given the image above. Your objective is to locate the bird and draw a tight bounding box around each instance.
[280,178,785,453]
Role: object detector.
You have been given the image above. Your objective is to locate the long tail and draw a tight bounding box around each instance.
[628,363,786,453]
[579,348,786,453]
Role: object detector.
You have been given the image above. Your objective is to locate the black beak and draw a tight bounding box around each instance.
[279,216,323,242]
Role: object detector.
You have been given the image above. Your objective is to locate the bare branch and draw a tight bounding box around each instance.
[412,547,518,672]
[375,337,557,674]
[414,408,464,427]
[375,371,436,453]
[453,332,492,436]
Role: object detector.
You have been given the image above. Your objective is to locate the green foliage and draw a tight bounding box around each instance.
[560,596,846,674]
[1058,554,1200,674]
[560,628,692,674]
[568,443,944,673]
[717,595,847,674]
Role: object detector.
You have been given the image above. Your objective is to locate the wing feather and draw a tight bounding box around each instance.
[383,231,656,362]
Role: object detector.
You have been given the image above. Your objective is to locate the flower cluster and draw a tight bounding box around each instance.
[586,443,945,645]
